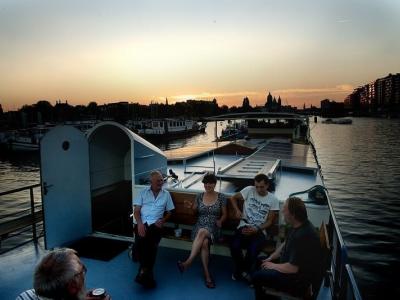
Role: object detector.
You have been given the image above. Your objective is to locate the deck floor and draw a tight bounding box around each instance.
[0,238,253,300]
[258,141,318,170]
[164,141,231,161]
[1,237,331,300]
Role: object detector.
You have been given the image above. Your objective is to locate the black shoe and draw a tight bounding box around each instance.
[232,271,252,283]
[135,273,145,285]
[143,278,157,289]
[231,272,242,281]
[136,271,156,289]
[242,272,252,284]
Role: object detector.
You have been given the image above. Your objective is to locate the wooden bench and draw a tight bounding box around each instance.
[162,191,278,255]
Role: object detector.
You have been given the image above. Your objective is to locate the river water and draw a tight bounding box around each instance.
[0,118,399,299]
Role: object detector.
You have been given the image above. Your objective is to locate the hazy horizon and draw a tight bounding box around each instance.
[1,0,399,111]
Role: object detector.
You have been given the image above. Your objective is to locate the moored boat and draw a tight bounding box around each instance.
[0,121,100,152]
[219,121,247,141]
[322,118,353,124]
[0,125,52,152]
[126,119,207,140]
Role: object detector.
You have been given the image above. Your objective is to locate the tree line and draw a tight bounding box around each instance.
[0,95,302,129]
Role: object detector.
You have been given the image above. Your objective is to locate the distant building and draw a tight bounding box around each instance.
[344,87,362,113]
[344,73,400,116]
[320,99,345,117]
[264,92,282,112]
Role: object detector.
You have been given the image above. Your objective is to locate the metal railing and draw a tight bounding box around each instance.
[0,183,42,250]
[326,195,363,300]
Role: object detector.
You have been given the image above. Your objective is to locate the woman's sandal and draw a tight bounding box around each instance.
[205,277,215,289]
[177,261,185,274]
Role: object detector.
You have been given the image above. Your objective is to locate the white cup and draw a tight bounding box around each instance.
[174,228,182,237]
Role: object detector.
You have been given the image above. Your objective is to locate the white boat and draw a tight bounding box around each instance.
[1,125,52,151]
[322,118,353,124]
[126,118,206,140]
[0,116,362,300]
[0,121,100,152]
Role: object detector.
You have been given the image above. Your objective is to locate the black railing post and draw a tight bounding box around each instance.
[30,187,37,242]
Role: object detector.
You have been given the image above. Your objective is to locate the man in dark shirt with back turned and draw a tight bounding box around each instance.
[252,196,321,299]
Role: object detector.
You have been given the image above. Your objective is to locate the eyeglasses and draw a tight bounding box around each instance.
[74,263,87,278]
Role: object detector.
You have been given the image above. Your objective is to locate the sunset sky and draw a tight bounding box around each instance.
[1,0,399,111]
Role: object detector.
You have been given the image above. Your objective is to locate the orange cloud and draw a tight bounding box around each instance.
[273,84,354,95]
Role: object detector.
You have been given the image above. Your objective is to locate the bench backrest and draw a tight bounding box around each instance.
[314,222,331,296]
[168,191,242,230]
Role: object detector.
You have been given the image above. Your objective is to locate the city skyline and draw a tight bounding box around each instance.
[1,0,400,111]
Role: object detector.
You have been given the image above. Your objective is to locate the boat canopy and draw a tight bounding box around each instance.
[40,121,167,248]
[86,121,166,188]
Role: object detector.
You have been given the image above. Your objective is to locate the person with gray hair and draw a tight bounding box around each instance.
[16,248,111,300]
[133,170,175,288]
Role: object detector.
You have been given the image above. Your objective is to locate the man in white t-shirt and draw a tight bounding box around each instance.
[229,173,280,282]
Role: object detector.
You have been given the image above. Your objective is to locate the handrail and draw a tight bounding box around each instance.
[0,204,42,219]
[325,191,362,300]
[344,264,363,300]
[0,183,41,197]
[0,183,42,250]
[310,137,362,299]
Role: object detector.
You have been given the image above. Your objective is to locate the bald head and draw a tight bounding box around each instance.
[150,171,163,192]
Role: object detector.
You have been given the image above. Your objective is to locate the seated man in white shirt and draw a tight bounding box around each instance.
[229,173,280,282]
[133,171,175,289]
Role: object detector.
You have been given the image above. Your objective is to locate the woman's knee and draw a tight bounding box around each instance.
[197,228,209,239]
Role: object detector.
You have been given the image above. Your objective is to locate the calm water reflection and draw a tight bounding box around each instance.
[312,117,400,299]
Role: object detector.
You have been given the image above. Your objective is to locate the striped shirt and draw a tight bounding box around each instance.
[16,290,39,300]
[16,289,52,300]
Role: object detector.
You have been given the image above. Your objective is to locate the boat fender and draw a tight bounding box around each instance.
[289,185,328,205]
